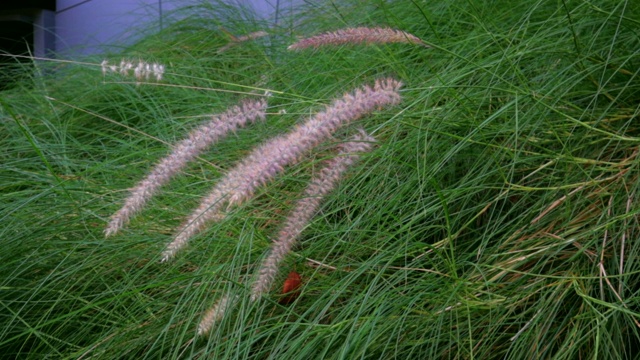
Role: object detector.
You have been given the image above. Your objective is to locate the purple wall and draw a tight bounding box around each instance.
[56,0,165,55]
[55,0,302,56]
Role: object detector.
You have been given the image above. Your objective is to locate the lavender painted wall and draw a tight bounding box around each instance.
[56,0,167,55]
[54,0,302,56]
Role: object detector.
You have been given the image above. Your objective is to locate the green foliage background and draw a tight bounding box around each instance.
[1,0,639,358]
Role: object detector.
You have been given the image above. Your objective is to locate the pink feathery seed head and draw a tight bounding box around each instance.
[250,131,376,301]
[164,80,399,260]
[197,293,237,336]
[105,98,268,239]
[288,26,426,50]
[217,30,269,53]
[236,30,269,42]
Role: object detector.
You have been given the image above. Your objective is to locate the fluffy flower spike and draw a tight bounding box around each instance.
[105,98,268,237]
[197,293,237,336]
[288,26,426,50]
[100,59,166,83]
[161,78,401,262]
[251,130,376,301]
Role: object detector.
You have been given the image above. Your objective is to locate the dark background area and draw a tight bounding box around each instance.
[0,1,55,89]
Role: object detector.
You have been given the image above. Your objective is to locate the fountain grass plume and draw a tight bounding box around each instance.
[105,98,268,237]
[217,30,269,53]
[101,59,166,83]
[251,130,375,302]
[197,293,238,336]
[288,27,426,50]
[161,78,402,262]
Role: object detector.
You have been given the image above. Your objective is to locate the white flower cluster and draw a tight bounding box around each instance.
[100,59,165,82]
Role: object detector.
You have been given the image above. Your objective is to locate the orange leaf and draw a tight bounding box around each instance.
[279,271,301,304]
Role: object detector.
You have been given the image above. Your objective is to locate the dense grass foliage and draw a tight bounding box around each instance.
[1,0,639,358]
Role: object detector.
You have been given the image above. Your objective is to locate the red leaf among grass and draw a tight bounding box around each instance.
[279,271,301,305]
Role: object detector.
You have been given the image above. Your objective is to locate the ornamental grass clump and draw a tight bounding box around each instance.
[4,0,640,357]
[162,78,402,262]
[105,98,268,237]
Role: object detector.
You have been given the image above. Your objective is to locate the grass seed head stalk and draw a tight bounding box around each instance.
[162,78,402,262]
[105,98,268,237]
[197,293,237,336]
[251,130,376,301]
[101,59,166,82]
[218,30,269,53]
[288,26,425,50]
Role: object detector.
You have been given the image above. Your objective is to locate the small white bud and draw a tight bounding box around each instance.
[145,63,151,80]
